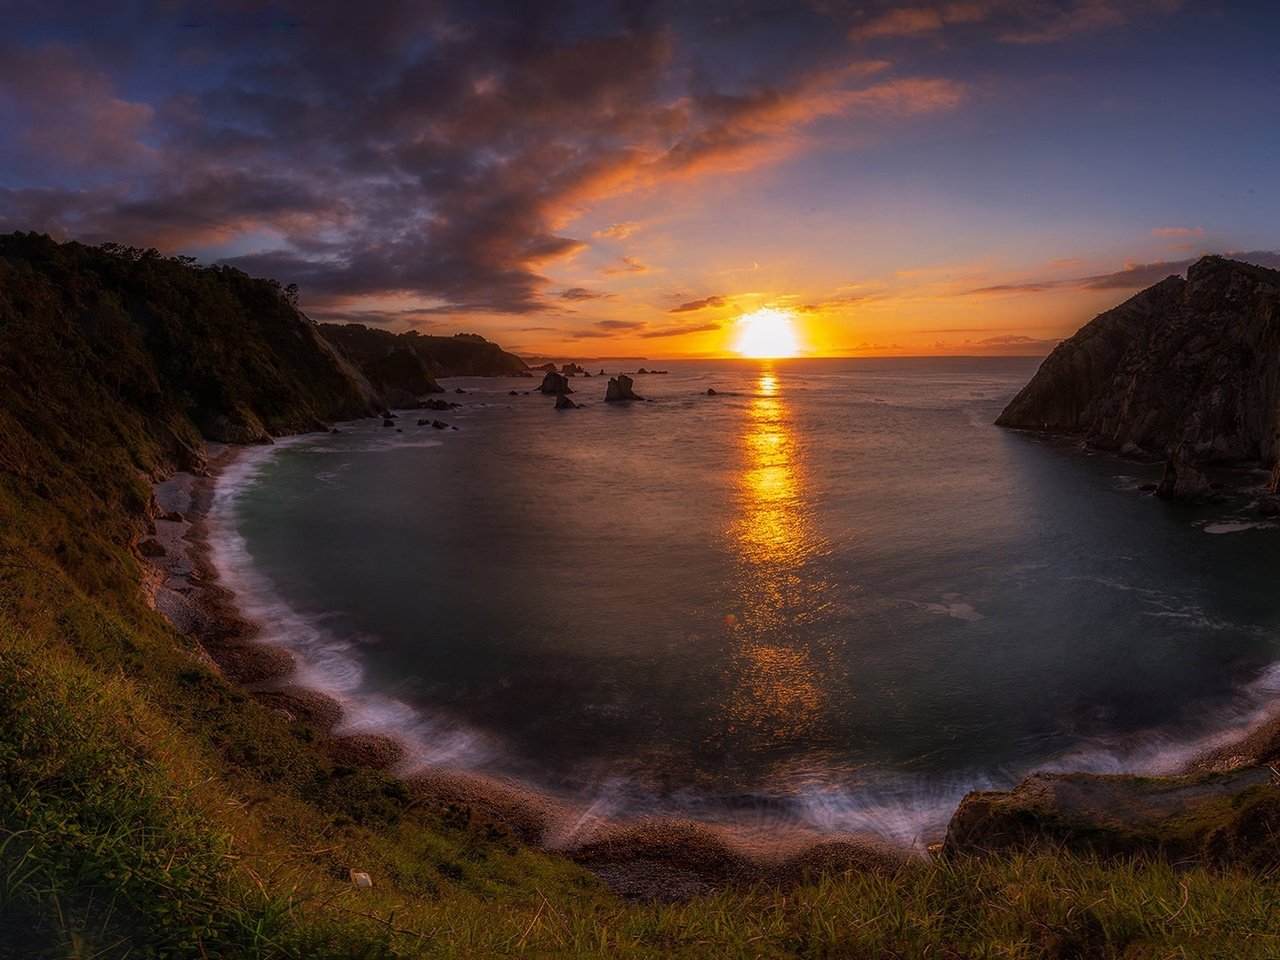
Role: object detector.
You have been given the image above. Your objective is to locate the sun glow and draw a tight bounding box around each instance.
[732,308,802,359]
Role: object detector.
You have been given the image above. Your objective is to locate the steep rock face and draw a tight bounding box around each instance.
[996,257,1280,463]
[319,325,528,404]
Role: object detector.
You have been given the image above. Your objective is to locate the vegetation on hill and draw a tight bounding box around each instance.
[319,323,529,408]
[0,233,1277,957]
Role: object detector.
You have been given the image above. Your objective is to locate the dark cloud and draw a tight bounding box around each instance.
[0,1,977,318]
[669,294,726,312]
[560,287,615,301]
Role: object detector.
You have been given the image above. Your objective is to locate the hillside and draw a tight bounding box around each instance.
[997,256,1280,464]
[1,234,1278,957]
[319,324,528,407]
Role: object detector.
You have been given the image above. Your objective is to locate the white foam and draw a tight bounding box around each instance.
[207,432,493,773]
[1203,521,1275,534]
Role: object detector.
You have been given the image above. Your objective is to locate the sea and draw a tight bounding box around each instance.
[209,357,1280,846]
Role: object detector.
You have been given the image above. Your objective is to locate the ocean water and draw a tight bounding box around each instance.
[212,358,1280,844]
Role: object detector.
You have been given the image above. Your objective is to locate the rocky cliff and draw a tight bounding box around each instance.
[996,256,1280,464]
[319,324,528,406]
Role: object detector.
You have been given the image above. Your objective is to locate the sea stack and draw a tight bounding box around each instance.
[605,374,643,402]
[538,371,574,394]
[996,256,1280,467]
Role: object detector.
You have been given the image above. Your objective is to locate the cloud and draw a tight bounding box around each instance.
[638,321,721,339]
[849,1,1185,46]
[0,43,155,178]
[669,295,727,313]
[594,221,640,240]
[560,286,615,301]
[603,256,650,275]
[965,250,1280,297]
[1151,226,1205,238]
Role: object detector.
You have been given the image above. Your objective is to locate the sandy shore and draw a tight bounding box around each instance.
[142,438,907,901]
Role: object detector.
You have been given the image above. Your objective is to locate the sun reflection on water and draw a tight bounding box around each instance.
[719,366,833,754]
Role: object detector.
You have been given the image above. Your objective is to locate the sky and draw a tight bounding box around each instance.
[1,1,1278,359]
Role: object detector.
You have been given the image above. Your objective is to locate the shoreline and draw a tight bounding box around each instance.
[143,433,1280,899]
[144,435,908,899]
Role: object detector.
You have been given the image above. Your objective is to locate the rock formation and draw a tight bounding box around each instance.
[605,374,643,402]
[1155,442,1212,501]
[945,767,1279,871]
[997,257,1280,466]
[539,371,573,394]
[554,393,578,409]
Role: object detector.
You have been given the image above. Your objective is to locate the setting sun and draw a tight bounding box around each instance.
[732,308,802,359]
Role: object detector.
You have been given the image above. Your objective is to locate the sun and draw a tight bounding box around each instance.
[732,308,802,359]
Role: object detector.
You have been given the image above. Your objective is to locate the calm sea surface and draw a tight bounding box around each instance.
[214,358,1280,842]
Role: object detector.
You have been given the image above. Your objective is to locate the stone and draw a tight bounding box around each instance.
[605,374,642,402]
[138,537,166,557]
[508,390,519,395]
[1155,442,1212,501]
[706,388,718,396]
[555,393,578,409]
[454,387,466,394]
[944,766,1279,871]
[1258,497,1280,516]
[538,371,573,394]
[1137,482,1158,493]
[382,417,395,427]
[349,870,374,889]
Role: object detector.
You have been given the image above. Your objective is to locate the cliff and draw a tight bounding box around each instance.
[996,256,1280,463]
[0,232,382,477]
[319,323,528,406]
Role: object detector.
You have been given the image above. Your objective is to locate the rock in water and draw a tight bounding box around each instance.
[538,371,573,395]
[554,393,578,409]
[706,388,719,396]
[996,256,1280,465]
[1156,442,1212,501]
[605,374,642,402]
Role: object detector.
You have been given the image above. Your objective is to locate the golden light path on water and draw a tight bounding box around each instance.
[720,366,835,754]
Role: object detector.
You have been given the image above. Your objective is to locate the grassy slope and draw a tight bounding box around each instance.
[1,234,1278,958]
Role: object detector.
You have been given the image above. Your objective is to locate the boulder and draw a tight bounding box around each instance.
[382,417,395,427]
[1155,442,1212,501]
[944,766,1280,871]
[555,393,579,409]
[706,388,719,396]
[561,362,586,375]
[605,374,642,402]
[508,390,519,395]
[539,371,573,394]
[454,387,467,394]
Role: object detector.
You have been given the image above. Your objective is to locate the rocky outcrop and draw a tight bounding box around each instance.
[561,362,586,375]
[944,767,1280,871]
[554,393,578,409]
[319,324,528,407]
[997,257,1280,465]
[539,371,573,394]
[605,374,642,402]
[1155,442,1212,501]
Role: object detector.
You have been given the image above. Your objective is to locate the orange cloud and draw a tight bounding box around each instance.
[602,256,649,275]
[1151,226,1204,237]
